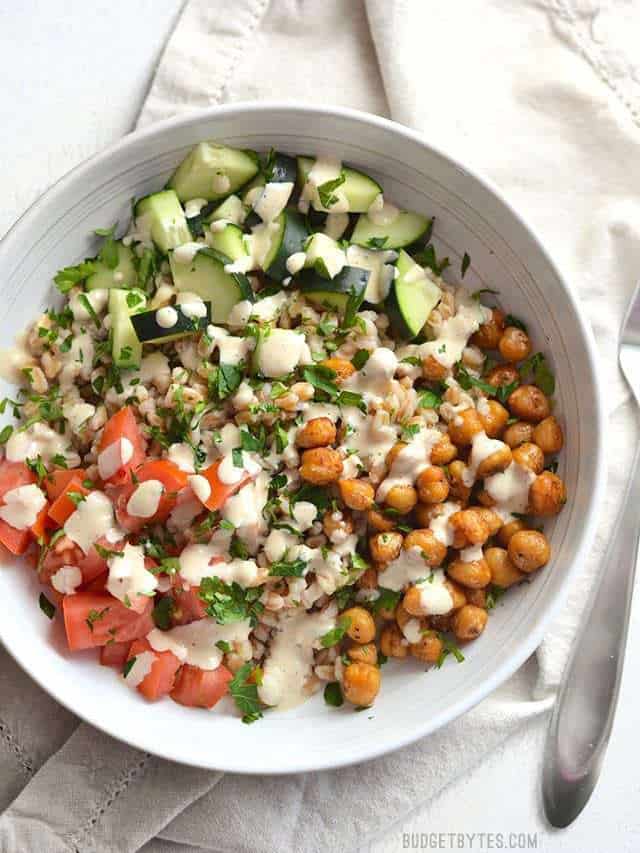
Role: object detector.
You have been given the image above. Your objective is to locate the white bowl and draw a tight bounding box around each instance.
[0,103,605,774]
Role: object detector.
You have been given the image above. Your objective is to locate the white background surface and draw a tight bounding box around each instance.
[0,1,639,850]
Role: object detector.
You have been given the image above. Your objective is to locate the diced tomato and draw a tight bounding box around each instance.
[98,407,145,486]
[170,663,232,709]
[0,522,31,555]
[170,584,208,626]
[30,503,50,541]
[44,468,86,502]
[100,640,131,667]
[0,461,39,555]
[127,637,181,701]
[199,459,253,511]
[62,592,154,651]
[114,459,189,533]
[83,572,108,594]
[47,478,89,526]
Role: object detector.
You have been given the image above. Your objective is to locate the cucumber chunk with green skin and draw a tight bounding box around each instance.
[205,194,247,226]
[131,302,211,345]
[109,288,147,369]
[169,248,254,324]
[385,250,442,340]
[169,142,260,202]
[265,152,297,184]
[297,156,382,213]
[207,223,246,262]
[135,190,191,253]
[297,266,369,315]
[303,233,346,280]
[86,242,138,291]
[265,209,308,282]
[351,209,431,250]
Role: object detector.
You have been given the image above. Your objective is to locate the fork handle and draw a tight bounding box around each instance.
[542,441,640,826]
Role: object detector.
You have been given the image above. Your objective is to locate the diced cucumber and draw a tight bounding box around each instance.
[297,266,369,315]
[169,142,260,202]
[265,210,308,282]
[303,233,346,280]
[259,213,286,274]
[109,288,147,369]
[351,208,430,250]
[385,250,442,340]
[207,223,246,262]
[346,245,396,304]
[265,152,297,184]
[297,156,382,213]
[206,194,247,226]
[86,242,138,291]
[169,248,254,324]
[130,302,211,345]
[135,190,191,253]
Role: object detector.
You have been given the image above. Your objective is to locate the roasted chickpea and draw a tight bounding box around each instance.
[422,354,449,381]
[485,546,524,588]
[448,408,483,446]
[367,508,395,533]
[346,642,377,665]
[403,585,427,616]
[496,518,526,547]
[486,364,519,388]
[356,567,378,590]
[476,488,496,508]
[320,357,355,383]
[380,623,408,657]
[403,529,447,567]
[465,588,487,608]
[445,579,467,610]
[295,417,336,449]
[453,605,488,641]
[300,447,343,484]
[323,510,353,539]
[471,308,505,350]
[414,502,437,527]
[410,630,443,663]
[342,606,376,644]
[450,508,490,546]
[533,416,564,454]
[342,662,381,706]
[338,478,375,511]
[507,385,550,422]
[394,602,412,632]
[430,434,458,465]
[512,442,544,474]
[476,508,502,537]
[417,466,450,504]
[476,444,512,478]
[447,556,491,589]
[479,399,509,438]
[385,484,418,514]
[508,530,551,573]
[448,460,471,503]
[375,585,398,621]
[369,531,403,564]
[503,420,535,448]
[429,613,453,632]
[498,326,532,362]
[529,471,567,516]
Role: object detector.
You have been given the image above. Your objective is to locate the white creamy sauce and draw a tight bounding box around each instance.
[346,245,398,304]
[264,528,299,563]
[184,198,208,218]
[179,300,208,319]
[463,431,509,486]
[222,471,270,551]
[485,462,536,520]
[50,565,83,596]
[428,501,461,546]
[324,212,350,240]
[178,537,260,587]
[376,425,441,500]
[107,542,157,605]
[155,306,179,329]
[343,346,397,404]
[217,451,261,485]
[69,288,108,322]
[301,402,340,423]
[97,437,134,481]
[285,251,306,276]
[167,442,195,473]
[6,422,79,467]
[167,493,203,531]
[416,569,454,615]
[402,618,423,645]
[206,325,253,366]
[188,474,211,505]
[298,157,349,214]
[0,331,36,385]
[64,491,121,554]
[215,423,242,455]
[367,199,400,227]
[257,328,311,378]
[172,242,204,264]
[253,181,294,222]
[421,292,491,369]
[341,407,397,467]
[305,233,346,279]
[212,172,231,194]
[291,501,317,532]
[225,300,253,327]
[367,193,385,216]
[0,484,46,530]
[147,618,251,670]
[378,546,436,590]
[224,220,280,274]
[248,291,288,322]
[459,544,484,563]
[62,402,95,433]
[123,651,157,688]
[126,479,164,518]
[209,194,246,226]
[258,608,337,709]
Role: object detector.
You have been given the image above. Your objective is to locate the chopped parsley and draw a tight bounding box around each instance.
[39,593,56,620]
[324,681,344,707]
[198,576,264,626]
[417,389,442,409]
[0,425,13,445]
[317,173,346,209]
[371,587,401,614]
[485,585,506,610]
[351,349,370,371]
[268,557,307,578]
[95,223,119,269]
[505,314,527,333]
[152,597,174,630]
[85,606,110,632]
[320,615,351,648]
[436,635,465,668]
[413,244,450,277]
[366,236,388,250]
[229,662,263,724]
[53,260,96,294]
[519,352,555,396]
[461,251,471,278]
[122,658,136,678]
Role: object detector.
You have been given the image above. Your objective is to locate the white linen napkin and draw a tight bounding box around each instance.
[2,1,640,850]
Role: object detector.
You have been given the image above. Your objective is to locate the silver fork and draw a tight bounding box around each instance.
[542,280,640,826]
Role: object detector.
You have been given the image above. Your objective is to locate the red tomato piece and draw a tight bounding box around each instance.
[114,459,188,533]
[62,592,154,651]
[100,640,131,667]
[170,663,232,709]
[127,638,181,701]
[98,407,145,486]
[47,478,89,527]
[0,522,31,555]
[199,459,253,511]
[44,468,86,501]
[0,461,39,554]
[170,584,208,626]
